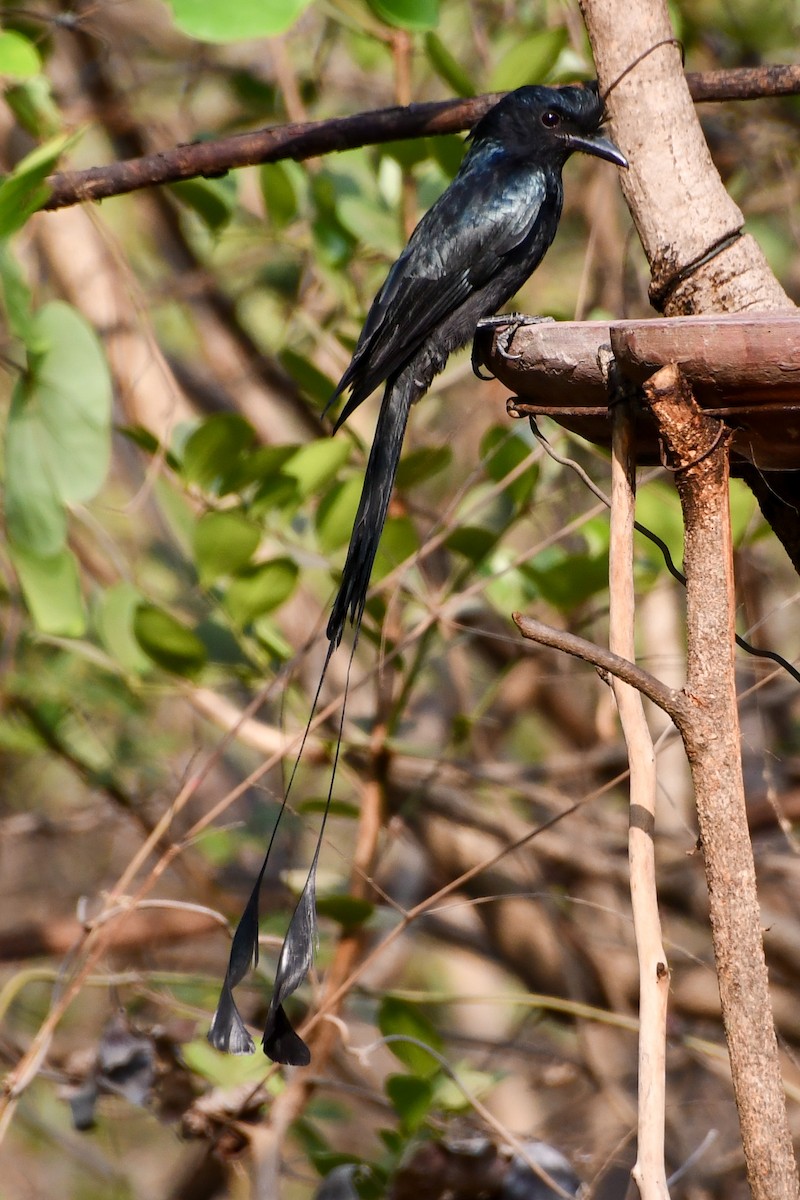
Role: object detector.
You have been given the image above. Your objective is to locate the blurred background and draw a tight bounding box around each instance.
[0,0,799,1196]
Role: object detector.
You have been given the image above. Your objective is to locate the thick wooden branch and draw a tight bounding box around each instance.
[641,364,799,1200]
[41,66,800,213]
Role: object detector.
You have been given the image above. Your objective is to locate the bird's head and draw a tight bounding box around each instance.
[470,83,628,170]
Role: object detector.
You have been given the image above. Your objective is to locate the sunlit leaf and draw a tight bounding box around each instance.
[316,476,362,553]
[0,132,72,236]
[0,31,41,80]
[367,0,440,31]
[193,510,261,583]
[5,301,111,555]
[225,557,299,625]
[489,28,569,91]
[372,516,418,583]
[283,439,352,498]
[166,0,314,41]
[94,582,152,674]
[9,543,85,636]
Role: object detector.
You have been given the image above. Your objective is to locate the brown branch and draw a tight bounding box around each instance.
[512,613,686,720]
[608,406,670,1199]
[41,66,800,213]
[641,363,799,1200]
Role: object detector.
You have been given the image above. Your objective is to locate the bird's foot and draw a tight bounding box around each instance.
[476,314,555,365]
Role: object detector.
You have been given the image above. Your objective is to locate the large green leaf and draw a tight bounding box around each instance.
[9,543,86,636]
[5,302,111,555]
[166,0,314,41]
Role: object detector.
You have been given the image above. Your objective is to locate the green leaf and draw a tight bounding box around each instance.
[524,548,609,611]
[367,0,440,31]
[489,28,569,91]
[9,543,86,636]
[4,77,62,139]
[181,413,256,491]
[424,32,475,96]
[480,426,538,507]
[336,193,402,257]
[133,604,208,676]
[170,177,236,232]
[445,525,498,564]
[225,557,299,625]
[316,894,375,930]
[0,132,72,236]
[94,582,152,674]
[378,997,443,1077]
[0,241,37,343]
[395,445,451,489]
[0,31,42,79]
[261,161,299,229]
[166,0,314,40]
[5,302,111,555]
[385,1074,433,1133]
[279,349,335,407]
[372,516,418,583]
[193,511,261,583]
[315,476,362,553]
[283,439,352,498]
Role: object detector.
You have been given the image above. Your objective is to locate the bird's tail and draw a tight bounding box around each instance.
[327,372,414,649]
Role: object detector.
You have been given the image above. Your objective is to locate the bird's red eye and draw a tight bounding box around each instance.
[541,110,561,128]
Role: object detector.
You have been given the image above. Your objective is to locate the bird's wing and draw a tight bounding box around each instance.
[332,155,550,419]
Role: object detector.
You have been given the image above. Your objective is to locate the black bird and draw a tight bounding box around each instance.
[208,83,626,1064]
[326,82,627,650]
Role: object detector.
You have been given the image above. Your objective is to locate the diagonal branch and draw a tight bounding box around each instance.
[512,612,687,722]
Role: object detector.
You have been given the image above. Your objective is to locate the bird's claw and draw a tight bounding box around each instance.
[471,339,495,380]
[475,313,555,365]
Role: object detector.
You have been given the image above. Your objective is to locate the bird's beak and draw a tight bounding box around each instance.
[566,131,628,168]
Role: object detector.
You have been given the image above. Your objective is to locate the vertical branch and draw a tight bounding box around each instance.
[642,364,799,1200]
[609,406,670,1200]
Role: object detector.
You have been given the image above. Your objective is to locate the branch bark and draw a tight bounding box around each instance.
[40,66,800,213]
[641,364,799,1200]
[578,0,793,315]
[608,407,669,1200]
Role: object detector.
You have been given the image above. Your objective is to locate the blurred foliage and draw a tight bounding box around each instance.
[0,1,798,1197]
